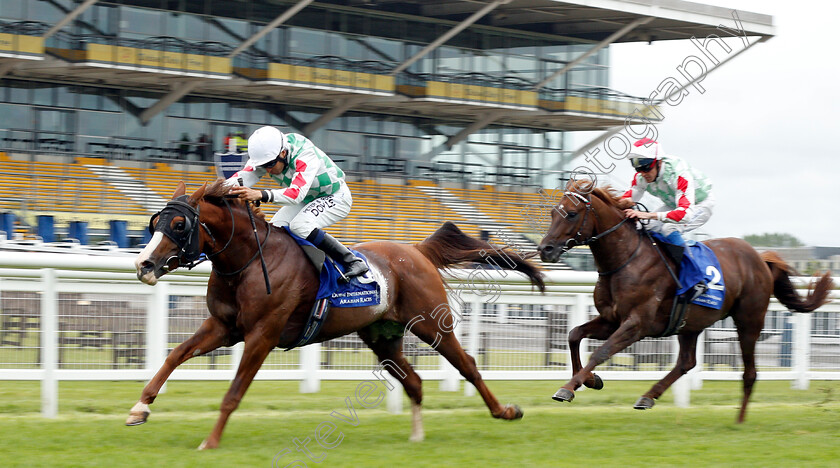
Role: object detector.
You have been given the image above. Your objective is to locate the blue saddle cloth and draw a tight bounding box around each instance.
[283,227,381,308]
[651,233,726,310]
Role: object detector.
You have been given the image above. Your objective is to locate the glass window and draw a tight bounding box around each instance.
[326,131,362,156]
[230,102,248,122]
[56,86,76,108]
[78,110,121,137]
[204,101,227,121]
[119,6,163,38]
[8,81,29,104]
[289,28,327,58]
[101,89,121,112]
[396,137,421,160]
[0,1,25,20]
[207,17,247,45]
[32,83,54,106]
[36,108,74,133]
[0,103,30,131]
[174,11,207,42]
[30,0,68,24]
[365,37,401,63]
[74,86,100,110]
[437,47,465,75]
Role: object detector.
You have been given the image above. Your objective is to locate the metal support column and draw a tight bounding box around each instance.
[534,17,654,90]
[43,0,99,40]
[552,36,769,170]
[139,0,315,124]
[391,0,512,76]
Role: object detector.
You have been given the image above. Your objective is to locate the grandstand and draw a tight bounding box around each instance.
[0,1,774,269]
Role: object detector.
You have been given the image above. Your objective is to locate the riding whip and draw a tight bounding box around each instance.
[239,178,272,295]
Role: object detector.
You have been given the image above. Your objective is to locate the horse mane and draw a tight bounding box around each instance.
[565,180,633,210]
[201,179,267,221]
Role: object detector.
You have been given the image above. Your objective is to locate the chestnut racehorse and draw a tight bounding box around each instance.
[537,180,833,422]
[127,180,545,449]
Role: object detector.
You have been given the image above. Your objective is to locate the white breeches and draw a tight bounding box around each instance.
[270,184,352,238]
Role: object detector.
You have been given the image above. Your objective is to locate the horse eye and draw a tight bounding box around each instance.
[567,212,578,219]
[174,221,185,231]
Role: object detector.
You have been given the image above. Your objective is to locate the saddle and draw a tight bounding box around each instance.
[653,235,709,337]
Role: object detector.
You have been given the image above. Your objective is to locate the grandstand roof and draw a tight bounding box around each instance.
[328,0,775,42]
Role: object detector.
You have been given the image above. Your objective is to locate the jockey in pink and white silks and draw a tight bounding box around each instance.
[226,126,368,280]
[621,138,715,248]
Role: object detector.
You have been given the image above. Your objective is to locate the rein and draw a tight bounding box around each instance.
[211,205,273,280]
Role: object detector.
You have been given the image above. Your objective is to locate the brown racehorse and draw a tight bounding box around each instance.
[127,180,545,449]
[537,180,833,422]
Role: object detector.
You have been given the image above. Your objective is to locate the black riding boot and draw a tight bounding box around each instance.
[307,228,369,281]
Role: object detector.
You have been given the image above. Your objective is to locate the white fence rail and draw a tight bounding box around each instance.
[1,251,839,416]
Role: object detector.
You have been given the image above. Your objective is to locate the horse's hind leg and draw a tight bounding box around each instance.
[408,319,521,420]
[357,328,425,442]
[732,306,765,423]
[199,332,275,450]
[635,332,700,410]
[126,316,230,426]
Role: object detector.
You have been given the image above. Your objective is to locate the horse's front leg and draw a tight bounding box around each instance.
[198,332,275,450]
[635,332,700,410]
[126,316,230,426]
[553,315,643,403]
[567,316,617,391]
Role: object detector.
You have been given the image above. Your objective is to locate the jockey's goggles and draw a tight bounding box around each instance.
[630,157,657,173]
[259,155,282,169]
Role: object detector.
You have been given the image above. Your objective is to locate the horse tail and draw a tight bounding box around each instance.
[415,221,545,292]
[761,251,834,312]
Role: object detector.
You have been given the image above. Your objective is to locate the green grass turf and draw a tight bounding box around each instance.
[1,380,840,467]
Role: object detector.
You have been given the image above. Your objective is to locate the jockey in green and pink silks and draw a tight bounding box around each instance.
[621,138,715,247]
[226,126,368,280]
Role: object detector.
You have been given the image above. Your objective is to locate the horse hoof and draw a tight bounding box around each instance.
[198,439,217,450]
[552,388,575,403]
[504,404,524,420]
[125,412,149,426]
[125,402,150,426]
[585,374,604,390]
[634,396,655,410]
[409,432,425,442]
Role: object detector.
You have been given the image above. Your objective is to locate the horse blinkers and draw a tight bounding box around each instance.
[538,192,594,262]
[147,196,203,269]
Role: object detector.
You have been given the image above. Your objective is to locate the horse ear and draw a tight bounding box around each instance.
[189,182,208,205]
[172,181,186,199]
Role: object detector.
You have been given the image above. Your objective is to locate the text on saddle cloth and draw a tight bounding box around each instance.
[282,227,381,308]
[651,232,726,310]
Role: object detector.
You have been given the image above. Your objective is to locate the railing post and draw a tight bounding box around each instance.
[386,374,402,414]
[41,268,58,418]
[440,293,462,392]
[692,330,705,390]
[792,312,811,390]
[147,282,168,374]
[672,334,690,407]
[465,299,482,397]
[231,342,244,375]
[569,294,589,373]
[148,282,169,394]
[300,343,321,393]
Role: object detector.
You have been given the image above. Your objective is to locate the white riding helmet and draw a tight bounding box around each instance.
[247,126,289,168]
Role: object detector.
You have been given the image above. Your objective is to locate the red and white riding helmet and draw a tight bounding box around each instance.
[628,138,662,172]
